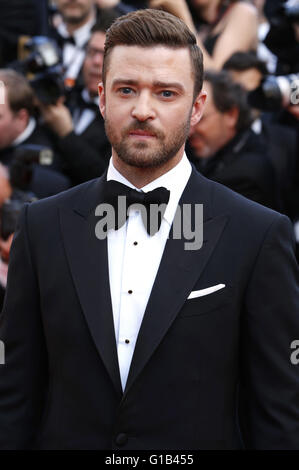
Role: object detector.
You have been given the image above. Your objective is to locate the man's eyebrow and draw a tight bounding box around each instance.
[153,81,185,92]
[111,78,185,92]
[111,79,139,87]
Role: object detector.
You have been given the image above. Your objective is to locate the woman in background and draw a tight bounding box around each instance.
[150,0,258,70]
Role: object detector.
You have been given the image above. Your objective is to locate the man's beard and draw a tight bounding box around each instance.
[104,113,191,169]
[62,4,90,25]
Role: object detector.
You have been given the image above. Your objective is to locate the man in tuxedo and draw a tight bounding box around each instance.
[50,0,97,87]
[0,9,298,450]
[41,19,114,185]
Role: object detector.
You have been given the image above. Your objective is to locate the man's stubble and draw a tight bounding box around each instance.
[104,109,192,169]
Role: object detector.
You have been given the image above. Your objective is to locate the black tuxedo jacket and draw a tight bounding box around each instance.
[0,168,298,450]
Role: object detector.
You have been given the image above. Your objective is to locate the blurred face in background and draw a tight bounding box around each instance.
[190,0,221,13]
[0,163,12,264]
[55,0,95,25]
[189,81,237,158]
[293,22,299,42]
[0,91,28,149]
[0,164,12,206]
[229,68,263,92]
[83,32,106,97]
[190,0,220,7]
[0,234,13,263]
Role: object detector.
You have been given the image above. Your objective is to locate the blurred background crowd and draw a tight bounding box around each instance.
[0,0,298,308]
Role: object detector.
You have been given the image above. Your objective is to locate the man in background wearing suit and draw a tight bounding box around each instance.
[50,0,97,87]
[41,19,114,185]
[0,69,70,198]
[0,9,298,450]
[187,70,279,211]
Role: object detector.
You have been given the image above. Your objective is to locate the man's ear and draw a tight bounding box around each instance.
[190,90,207,127]
[14,108,29,134]
[98,82,106,119]
[16,108,29,125]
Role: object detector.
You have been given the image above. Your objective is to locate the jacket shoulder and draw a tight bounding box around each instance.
[24,177,102,225]
[205,172,284,227]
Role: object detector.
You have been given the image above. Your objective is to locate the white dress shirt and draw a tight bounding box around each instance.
[12,118,36,146]
[73,89,98,135]
[57,16,95,81]
[107,153,192,390]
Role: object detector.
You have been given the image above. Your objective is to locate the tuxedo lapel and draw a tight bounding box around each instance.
[59,169,229,400]
[123,169,229,398]
[59,176,123,397]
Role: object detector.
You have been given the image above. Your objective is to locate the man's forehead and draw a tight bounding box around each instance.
[90,31,106,47]
[108,44,191,62]
[106,45,193,83]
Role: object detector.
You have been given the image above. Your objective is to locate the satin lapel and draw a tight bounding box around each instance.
[59,177,122,397]
[123,169,229,398]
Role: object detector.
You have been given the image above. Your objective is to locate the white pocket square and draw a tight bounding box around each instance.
[187,284,226,299]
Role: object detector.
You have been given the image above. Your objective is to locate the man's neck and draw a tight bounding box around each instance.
[65,8,95,36]
[12,117,35,147]
[112,148,185,189]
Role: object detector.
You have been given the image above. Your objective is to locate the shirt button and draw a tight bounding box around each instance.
[133,241,138,246]
[125,339,130,344]
[128,290,133,294]
[115,433,128,446]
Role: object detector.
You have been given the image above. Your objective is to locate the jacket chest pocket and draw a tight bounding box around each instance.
[178,284,234,318]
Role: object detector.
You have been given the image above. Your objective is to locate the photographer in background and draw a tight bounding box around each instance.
[187,70,278,210]
[40,19,114,185]
[252,0,299,253]
[258,0,299,129]
[264,0,299,75]
[0,162,36,310]
[0,0,49,67]
[223,51,298,216]
[0,69,70,198]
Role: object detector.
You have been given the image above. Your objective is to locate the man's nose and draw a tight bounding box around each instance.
[131,92,156,121]
[92,53,103,67]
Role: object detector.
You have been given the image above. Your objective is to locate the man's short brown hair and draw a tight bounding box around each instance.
[0,69,35,115]
[102,9,203,100]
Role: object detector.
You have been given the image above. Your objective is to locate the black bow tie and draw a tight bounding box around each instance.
[81,97,99,112]
[101,180,170,236]
[61,35,76,46]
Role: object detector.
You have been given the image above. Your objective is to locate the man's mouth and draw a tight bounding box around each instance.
[128,130,156,138]
[89,72,101,80]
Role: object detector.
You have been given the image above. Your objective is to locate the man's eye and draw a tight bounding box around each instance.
[119,87,133,95]
[161,90,174,98]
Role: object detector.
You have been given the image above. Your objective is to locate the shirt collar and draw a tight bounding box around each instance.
[251,118,262,134]
[107,153,192,226]
[82,88,99,106]
[12,117,36,146]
